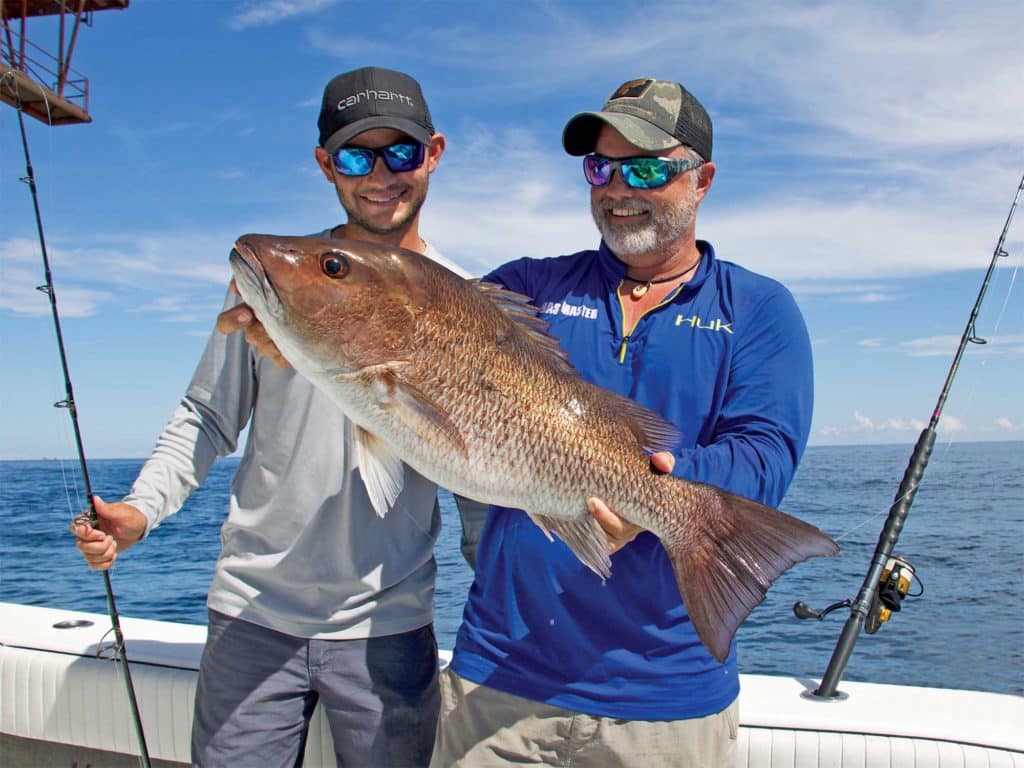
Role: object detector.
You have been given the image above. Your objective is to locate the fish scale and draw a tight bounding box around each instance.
[229,233,838,662]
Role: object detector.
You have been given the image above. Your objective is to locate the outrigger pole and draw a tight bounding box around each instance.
[5,80,152,767]
[811,173,1024,699]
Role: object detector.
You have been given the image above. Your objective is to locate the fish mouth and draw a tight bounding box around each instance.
[229,239,279,313]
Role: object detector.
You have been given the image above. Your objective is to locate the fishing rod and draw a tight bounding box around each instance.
[5,78,153,767]
[795,172,1024,699]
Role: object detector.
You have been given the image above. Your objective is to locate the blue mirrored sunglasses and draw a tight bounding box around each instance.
[583,153,703,190]
[332,142,426,176]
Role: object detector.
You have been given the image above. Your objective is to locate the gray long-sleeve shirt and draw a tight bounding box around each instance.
[125,239,466,640]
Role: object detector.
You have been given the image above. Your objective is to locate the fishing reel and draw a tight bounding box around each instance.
[864,555,920,634]
[793,554,921,633]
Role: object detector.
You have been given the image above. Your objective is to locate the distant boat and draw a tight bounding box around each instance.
[2,601,1021,767]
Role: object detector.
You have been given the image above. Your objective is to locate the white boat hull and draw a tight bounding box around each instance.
[2,602,1021,767]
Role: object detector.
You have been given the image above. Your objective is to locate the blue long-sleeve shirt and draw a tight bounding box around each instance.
[450,239,813,719]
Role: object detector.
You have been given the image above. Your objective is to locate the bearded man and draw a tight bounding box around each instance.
[433,77,814,768]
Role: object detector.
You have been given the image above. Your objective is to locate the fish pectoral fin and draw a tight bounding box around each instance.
[352,363,470,460]
[391,383,468,460]
[354,427,404,518]
[659,485,840,663]
[532,513,612,580]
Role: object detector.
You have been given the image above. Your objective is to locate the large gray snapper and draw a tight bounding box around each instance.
[229,234,838,661]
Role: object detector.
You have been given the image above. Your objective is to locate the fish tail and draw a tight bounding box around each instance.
[661,486,839,663]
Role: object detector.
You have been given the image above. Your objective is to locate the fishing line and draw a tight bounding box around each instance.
[3,75,153,768]
[930,209,1024,456]
[1,72,76,481]
[989,250,1021,330]
[830,506,895,544]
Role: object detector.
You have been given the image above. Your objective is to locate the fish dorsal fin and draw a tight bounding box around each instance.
[354,426,404,518]
[472,280,679,452]
[473,280,576,376]
[614,396,683,454]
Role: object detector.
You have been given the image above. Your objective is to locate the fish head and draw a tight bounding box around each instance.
[229,234,432,374]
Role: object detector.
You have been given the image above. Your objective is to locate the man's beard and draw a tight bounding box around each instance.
[343,182,428,236]
[592,176,698,257]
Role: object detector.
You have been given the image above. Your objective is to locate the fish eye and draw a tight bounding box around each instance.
[320,252,350,279]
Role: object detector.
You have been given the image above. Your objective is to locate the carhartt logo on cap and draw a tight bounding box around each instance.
[318,66,434,154]
[336,87,415,114]
[609,79,654,101]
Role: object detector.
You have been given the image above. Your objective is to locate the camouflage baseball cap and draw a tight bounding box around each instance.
[562,78,712,161]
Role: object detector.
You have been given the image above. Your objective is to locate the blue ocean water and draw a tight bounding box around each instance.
[1,441,1021,695]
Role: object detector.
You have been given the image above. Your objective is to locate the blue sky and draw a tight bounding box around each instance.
[2,0,1022,459]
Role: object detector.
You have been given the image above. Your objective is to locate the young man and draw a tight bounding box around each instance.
[71,66,463,768]
[433,78,814,767]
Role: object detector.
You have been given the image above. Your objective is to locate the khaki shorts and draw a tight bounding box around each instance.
[430,667,738,768]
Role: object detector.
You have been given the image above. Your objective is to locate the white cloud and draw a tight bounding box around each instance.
[0,232,234,323]
[842,293,897,304]
[900,333,1024,358]
[425,123,594,273]
[228,0,341,30]
[901,334,959,358]
[111,122,190,141]
[704,2,1024,153]
[821,410,973,442]
[789,283,890,296]
[136,296,187,312]
[994,417,1022,432]
[939,414,966,433]
[703,199,1009,281]
[0,238,112,317]
[0,273,111,318]
[851,410,927,434]
[852,411,874,429]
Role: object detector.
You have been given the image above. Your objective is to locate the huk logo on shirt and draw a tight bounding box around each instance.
[675,314,733,334]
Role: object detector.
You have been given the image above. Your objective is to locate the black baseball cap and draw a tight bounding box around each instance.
[562,77,712,161]
[318,66,434,154]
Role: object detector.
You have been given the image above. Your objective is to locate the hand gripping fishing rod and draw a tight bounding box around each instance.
[7,82,153,767]
[806,172,1024,700]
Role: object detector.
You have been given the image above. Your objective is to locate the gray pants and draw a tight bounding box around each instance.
[192,610,440,768]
